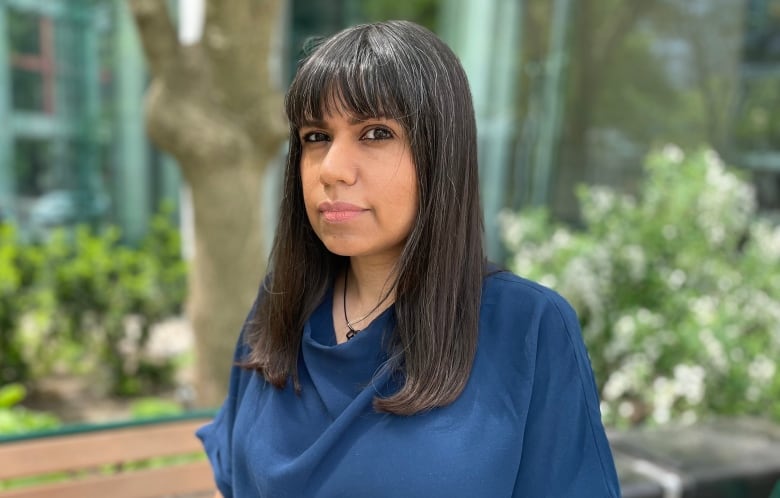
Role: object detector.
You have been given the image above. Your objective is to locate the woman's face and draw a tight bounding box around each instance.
[299,107,418,265]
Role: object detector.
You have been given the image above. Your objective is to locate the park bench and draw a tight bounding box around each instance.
[0,410,216,498]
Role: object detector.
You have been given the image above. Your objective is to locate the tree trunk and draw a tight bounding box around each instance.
[187,156,267,405]
[129,0,285,406]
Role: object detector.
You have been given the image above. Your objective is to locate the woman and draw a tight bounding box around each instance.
[198,20,621,498]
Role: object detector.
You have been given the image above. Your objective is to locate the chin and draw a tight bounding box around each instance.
[320,239,363,258]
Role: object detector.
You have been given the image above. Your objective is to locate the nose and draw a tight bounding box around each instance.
[318,138,358,187]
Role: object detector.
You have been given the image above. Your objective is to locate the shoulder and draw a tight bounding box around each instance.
[479,269,585,363]
[483,269,559,299]
[482,269,578,326]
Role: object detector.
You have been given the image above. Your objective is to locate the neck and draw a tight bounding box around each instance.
[346,255,398,307]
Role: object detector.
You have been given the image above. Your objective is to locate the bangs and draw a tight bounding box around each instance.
[286,26,415,128]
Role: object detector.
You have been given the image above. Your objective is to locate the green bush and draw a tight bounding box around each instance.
[0,383,60,436]
[500,146,780,427]
[129,396,184,419]
[0,207,187,395]
[0,224,43,384]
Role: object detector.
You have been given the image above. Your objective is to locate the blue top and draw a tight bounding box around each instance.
[197,271,621,497]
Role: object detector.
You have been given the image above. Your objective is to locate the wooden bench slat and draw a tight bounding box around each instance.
[0,419,209,480]
[0,460,215,498]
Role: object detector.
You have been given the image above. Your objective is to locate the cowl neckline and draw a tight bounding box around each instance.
[301,286,396,419]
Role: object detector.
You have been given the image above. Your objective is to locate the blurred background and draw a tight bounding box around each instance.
[0,0,778,463]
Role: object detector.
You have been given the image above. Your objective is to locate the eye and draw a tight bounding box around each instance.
[301,131,329,143]
[361,127,394,141]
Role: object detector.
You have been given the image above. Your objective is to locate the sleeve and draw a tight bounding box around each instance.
[195,301,258,498]
[513,293,622,498]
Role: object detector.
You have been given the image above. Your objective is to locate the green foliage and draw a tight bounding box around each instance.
[129,397,184,419]
[0,224,42,384]
[501,146,780,427]
[0,383,25,408]
[0,384,60,435]
[0,207,187,395]
[0,225,25,384]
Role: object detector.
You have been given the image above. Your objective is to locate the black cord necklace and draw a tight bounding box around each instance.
[341,270,376,340]
[342,270,392,341]
[343,271,362,340]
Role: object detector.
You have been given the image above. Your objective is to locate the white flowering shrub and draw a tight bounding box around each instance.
[500,146,780,428]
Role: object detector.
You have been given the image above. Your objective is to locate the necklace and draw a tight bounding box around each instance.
[342,271,375,340]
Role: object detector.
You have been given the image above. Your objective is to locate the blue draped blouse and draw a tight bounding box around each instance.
[197,271,621,497]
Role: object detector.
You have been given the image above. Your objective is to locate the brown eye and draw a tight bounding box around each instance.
[362,127,393,140]
[302,131,329,143]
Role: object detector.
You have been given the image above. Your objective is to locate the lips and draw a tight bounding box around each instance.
[318,201,367,223]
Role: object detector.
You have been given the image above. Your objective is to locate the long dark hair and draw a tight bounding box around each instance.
[243,20,485,415]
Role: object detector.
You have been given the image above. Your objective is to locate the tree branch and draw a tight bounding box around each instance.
[202,0,286,142]
[128,0,181,79]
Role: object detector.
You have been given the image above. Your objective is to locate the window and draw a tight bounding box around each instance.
[8,8,56,113]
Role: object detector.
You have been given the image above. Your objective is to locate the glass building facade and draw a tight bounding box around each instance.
[0,0,178,243]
